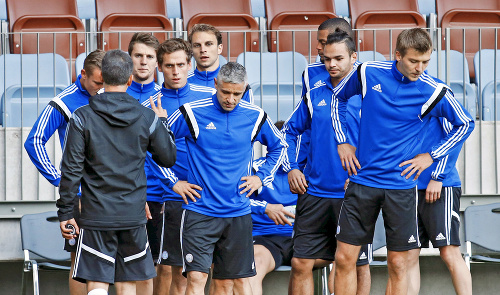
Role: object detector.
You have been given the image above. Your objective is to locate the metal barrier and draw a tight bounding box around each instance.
[1,27,500,201]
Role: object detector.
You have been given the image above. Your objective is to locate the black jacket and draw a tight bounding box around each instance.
[57,92,176,230]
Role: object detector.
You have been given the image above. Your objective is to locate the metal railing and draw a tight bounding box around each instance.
[1,27,500,201]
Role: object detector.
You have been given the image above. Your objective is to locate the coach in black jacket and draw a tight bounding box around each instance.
[57,49,176,295]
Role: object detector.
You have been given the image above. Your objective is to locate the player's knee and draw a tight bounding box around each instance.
[291,257,314,273]
[439,246,461,266]
[187,271,208,286]
[387,254,407,275]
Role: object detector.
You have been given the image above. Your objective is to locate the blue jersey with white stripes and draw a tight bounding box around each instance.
[333,60,474,189]
[127,80,162,104]
[282,62,361,198]
[188,66,219,88]
[24,75,91,186]
[126,80,163,202]
[251,157,297,237]
[418,117,462,188]
[142,83,215,202]
[168,94,287,217]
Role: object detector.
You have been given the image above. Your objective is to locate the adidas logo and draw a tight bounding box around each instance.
[359,252,367,260]
[317,99,327,107]
[408,235,416,243]
[206,122,216,130]
[372,84,382,92]
[436,233,446,241]
[314,80,323,88]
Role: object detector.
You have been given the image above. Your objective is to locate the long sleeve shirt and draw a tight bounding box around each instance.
[168,94,287,217]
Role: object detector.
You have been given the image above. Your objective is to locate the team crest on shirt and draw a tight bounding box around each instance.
[186,253,193,263]
[162,251,169,260]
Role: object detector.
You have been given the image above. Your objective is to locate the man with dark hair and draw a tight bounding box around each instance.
[187,23,223,87]
[286,30,371,295]
[187,23,254,104]
[125,32,168,295]
[143,38,215,295]
[24,49,105,295]
[331,28,474,295]
[150,62,286,295]
[317,18,354,63]
[57,49,177,295]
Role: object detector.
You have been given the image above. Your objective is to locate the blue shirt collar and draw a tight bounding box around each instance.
[129,80,157,93]
[211,92,240,113]
[392,60,413,84]
[160,82,190,98]
[75,74,91,97]
[193,65,220,81]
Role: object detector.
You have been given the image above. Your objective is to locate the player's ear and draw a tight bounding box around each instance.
[126,75,133,86]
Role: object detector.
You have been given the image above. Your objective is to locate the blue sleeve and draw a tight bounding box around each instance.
[282,99,311,172]
[296,131,310,171]
[250,198,268,215]
[331,68,362,145]
[429,90,475,162]
[430,118,463,182]
[145,153,179,190]
[254,117,287,187]
[346,95,362,148]
[24,104,66,186]
[167,107,192,140]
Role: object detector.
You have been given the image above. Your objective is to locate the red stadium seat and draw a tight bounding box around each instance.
[264,0,337,61]
[349,0,426,59]
[95,0,173,51]
[5,0,86,81]
[180,0,259,61]
[436,0,500,78]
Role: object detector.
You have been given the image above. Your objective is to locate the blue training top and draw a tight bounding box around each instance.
[24,75,92,186]
[143,83,216,202]
[168,94,287,217]
[333,61,474,189]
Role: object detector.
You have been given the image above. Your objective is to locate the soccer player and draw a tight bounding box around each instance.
[187,23,223,87]
[406,116,472,295]
[331,28,475,295]
[150,62,286,295]
[24,49,105,295]
[143,38,215,295]
[125,32,166,295]
[188,23,254,104]
[57,49,176,295]
[284,29,371,295]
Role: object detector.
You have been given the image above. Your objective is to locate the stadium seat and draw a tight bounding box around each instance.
[20,211,71,295]
[180,0,259,61]
[0,54,70,127]
[426,50,477,119]
[474,49,500,120]
[5,0,85,79]
[464,202,500,269]
[348,0,426,59]
[436,0,500,79]
[95,0,173,51]
[264,0,337,61]
[237,51,307,121]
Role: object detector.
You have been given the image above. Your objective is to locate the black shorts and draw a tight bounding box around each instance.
[158,201,183,266]
[337,182,419,252]
[146,201,164,262]
[72,226,156,284]
[292,193,342,261]
[356,244,371,266]
[181,210,256,280]
[417,187,461,248]
[254,235,293,269]
[64,199,81,252]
